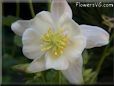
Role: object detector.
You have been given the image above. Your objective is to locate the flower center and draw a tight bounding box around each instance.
[41,28,68,57]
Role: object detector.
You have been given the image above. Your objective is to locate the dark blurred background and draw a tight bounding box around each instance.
[2,2,114,85]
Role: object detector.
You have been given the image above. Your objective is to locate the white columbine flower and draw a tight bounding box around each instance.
[11,0,109,84]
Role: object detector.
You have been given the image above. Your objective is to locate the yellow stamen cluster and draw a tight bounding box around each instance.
[41,28,68,57]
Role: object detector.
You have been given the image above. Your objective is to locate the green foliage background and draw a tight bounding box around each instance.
[2,1,114,85]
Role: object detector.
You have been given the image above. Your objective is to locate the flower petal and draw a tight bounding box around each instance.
[57,17,86,62]
[11,11,54,36]
[32,11,55,32]
[45,53,69,70]
[58,17,81,38]
[27,56,46,73]
[64,36,86,62]
[22,28,43,59]
[80,25,109,49]
[11,20,31,36]
[51,0,72,21]
[22,11,55,60]
[61,56,83,84]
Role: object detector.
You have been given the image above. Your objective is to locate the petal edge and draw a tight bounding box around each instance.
[80,24,109,49]
[61,56,83,84]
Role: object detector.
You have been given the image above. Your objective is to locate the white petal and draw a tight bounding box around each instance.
[22,28,43,59]
[57,18,86,62]
[80,25,109,49]
[45,53,69,70]
[32,11,55,32]
[27,56,46,73]
[61,56,83,84]
[11,20,31,36]
[58,17,81,38]
[51,0,72,21]
[35,11,54,26]
[11,11,54,36]
[64,36,86,62]
[22,11,55,59]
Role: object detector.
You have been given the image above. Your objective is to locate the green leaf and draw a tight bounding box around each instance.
[2,76,12,84]
[83,50,90,65]
[14,35,22,47]
[83,69,92,76]
[3,54,17,69]
[12,63,29,73]
[33,72,42,79]
[3,16,19,27]
[83,68,97,84]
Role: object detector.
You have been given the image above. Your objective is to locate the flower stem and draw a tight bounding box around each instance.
[29,0,35,17]
[96,33,114,74]
[42,72,46,83]
[91,33,114,82]
[11,0,20,57]
[16,0,20,17]
[91,47,112,83]
[59,71,61,84]
[48,0,51,11]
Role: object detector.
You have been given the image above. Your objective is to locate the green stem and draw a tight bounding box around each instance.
[96,48,108,73]
[59,71,61,84]
[42,75,46,83]
[91,47,113,83]
[96,32,114,74]
[48,0,51,11]
[91,32,114,82]
[41,72,46,83]
[11,0,20,57]
[29,0,35,17]
[16,0,20,17]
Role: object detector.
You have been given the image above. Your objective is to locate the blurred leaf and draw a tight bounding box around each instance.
[83,68,97,84]
[3,54,17,69]
[3,16,19,27]
[12,63,29,73]
[2,76,12,84]
[84,69,92,76]
[45,70,68,84]
[83,50,90,65]
[14,35,22,47]
[34,72,42,79]
[25,70,68,84]
[59,72,68,84]
[46,70,57,82]
[25,72,45,84]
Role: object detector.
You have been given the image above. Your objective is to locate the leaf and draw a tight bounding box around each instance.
[3,16,19,27]
[12,63,29,73]
[83,68,97,84]
[14,35,22,47]
[3,54,17,69]
[83,69,92,76]
[2,76,12,84]
[33,72,42,79]
[83,50,90,65]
